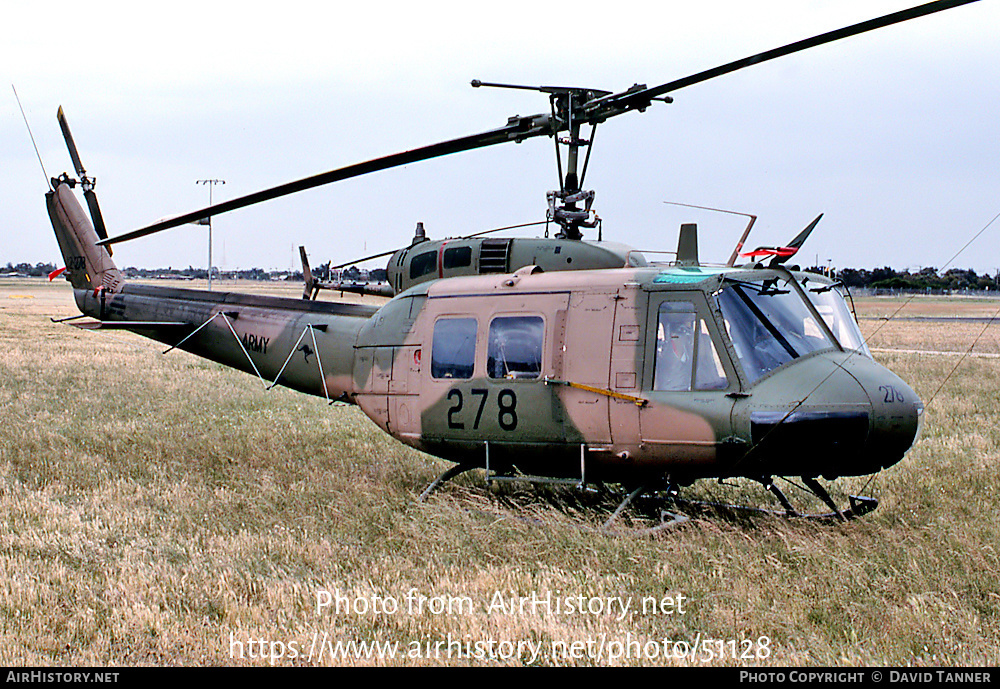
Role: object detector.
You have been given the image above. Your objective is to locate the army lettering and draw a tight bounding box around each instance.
[241,332,270,354]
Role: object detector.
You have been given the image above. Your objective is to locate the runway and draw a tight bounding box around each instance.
[871,347,1000,359]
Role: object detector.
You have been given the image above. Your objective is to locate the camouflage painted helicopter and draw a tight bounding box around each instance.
[44,0,977,527]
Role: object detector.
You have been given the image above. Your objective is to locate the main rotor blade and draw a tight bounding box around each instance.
[461,220,548,239]
[98,0,980,248]
[327,248,400,272]
[604,0,981,114]
[769,213,823,266]
[98,115,553,247]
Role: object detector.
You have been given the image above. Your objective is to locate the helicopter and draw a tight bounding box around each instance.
[42,0,978,529]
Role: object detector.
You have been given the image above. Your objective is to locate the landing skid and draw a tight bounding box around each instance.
[600,483,690,535]
[417,464,878,531]
[598,477,879,531]
[418,462,479,502]
[667,477,879,523]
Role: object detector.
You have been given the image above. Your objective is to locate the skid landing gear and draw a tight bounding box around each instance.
[418,463,878,531]
[669,476,879,523]
[601,482,690,534]
[419,463,690,533]
[418,462,479,502]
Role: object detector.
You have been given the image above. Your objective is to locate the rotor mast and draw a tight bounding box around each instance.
[472,80,615,240]
[550,88,597,240]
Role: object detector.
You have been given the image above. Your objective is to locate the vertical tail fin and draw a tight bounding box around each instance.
[47,181,123,293]
[675,223,700,267]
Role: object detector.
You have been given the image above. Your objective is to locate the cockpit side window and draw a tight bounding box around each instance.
[694,318,729,390]
[653,301,729,392]
[431,317,477,379]
[654,303,695,391]
[803,279,872,357]
[487,316,544,380]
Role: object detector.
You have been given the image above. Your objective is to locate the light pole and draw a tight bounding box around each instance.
[196,179,225,289]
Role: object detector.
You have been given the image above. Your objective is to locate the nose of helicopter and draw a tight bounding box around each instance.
[741,353,923,478]
[840,354,924,473]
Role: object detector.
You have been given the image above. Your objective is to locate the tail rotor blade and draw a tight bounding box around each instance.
[84,190,109,243]
[56,107,112,255]
[57,106,86,178]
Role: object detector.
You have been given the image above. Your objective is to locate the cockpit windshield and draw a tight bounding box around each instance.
[716,277,836,384]
[801,277,871,358]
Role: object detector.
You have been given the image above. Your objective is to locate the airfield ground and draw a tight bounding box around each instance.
[1,277,997,666]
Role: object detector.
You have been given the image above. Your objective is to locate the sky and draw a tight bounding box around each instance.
[3,0,998,274]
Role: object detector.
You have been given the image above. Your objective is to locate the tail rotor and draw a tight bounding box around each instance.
[57,106,111,254]
[47,107,123,294]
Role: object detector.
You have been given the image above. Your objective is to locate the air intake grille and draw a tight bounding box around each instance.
[479,238,511,273]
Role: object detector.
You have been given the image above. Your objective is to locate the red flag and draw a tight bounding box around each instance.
[48,267,67,281]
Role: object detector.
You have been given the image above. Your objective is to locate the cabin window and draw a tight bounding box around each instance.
[410,251,437,280]
[443,246,472,269]
[487,316,543,379]
[431,317,477,379]
[653,302,728,392]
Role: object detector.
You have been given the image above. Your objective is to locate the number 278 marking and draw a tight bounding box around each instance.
[447,388,517,431]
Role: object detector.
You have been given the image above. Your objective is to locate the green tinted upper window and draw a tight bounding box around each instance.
[410,251,437,280]
[443,246,472,269]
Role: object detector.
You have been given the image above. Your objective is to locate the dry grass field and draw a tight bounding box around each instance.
[1,278,998,666]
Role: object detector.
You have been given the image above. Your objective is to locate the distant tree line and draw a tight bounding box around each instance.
[3,262,59,277]
[805,266,999,292]
[3,262,390,283]
[120,266,279,281]
[6,261,995,291]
